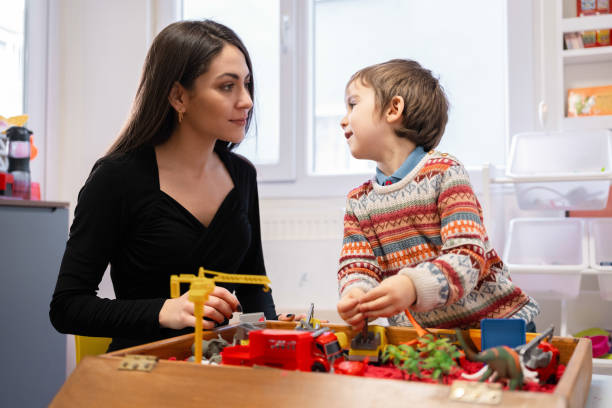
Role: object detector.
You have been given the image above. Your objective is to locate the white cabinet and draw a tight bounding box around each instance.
[538,0,612,131]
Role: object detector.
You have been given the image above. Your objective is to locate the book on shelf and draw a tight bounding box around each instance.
[564,32,585,49]
[567,85,612,117]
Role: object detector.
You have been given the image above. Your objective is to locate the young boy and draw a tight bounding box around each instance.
[336,59,539,332]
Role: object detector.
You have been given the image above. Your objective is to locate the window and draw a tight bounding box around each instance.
[184,0,280,165]
[313,0,508,173]
[0,0,26,116]
[181,0,511,195]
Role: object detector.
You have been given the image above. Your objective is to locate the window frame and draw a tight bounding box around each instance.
[23,0,49,199]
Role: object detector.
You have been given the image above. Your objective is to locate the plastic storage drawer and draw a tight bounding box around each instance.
[506,130,612,211]
[503,218,588,299]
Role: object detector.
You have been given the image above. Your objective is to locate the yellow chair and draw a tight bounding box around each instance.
[74,335,112,364]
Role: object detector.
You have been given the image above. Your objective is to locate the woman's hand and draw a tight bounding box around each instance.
[337,287,367,331]
[159,286,240,330]
[277,313,307,322]
[358,274,416,319]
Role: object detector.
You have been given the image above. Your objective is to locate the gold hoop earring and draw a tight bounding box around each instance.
[178,110,184,123]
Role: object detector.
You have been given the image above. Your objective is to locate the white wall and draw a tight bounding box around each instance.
[46,0,150,207]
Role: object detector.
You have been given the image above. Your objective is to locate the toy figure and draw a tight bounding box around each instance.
[455,329,524,390]
[295,303,322,331]
[516,325,559,383]
[189,336,229,363]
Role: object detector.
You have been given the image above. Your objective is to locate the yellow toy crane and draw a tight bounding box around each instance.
[170,267,271,364]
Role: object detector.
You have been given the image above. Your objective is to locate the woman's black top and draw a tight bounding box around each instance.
[50,144,277,351]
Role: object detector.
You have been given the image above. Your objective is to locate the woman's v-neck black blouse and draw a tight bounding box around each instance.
[50,144,277,351]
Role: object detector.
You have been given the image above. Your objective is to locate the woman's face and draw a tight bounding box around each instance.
[182,44,253,144]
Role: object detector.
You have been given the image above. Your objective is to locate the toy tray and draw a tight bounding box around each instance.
[51,322,592,408]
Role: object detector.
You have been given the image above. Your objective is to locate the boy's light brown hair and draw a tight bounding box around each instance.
[348,59,449,151]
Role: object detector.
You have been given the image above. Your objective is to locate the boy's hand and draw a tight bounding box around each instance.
[337,287,367,331]
[358,274,416,319]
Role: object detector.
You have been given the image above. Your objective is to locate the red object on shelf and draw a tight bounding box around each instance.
[596,0,610,14]
[578,0,597,16]
[30,182,40,200]
[0,172,14,196]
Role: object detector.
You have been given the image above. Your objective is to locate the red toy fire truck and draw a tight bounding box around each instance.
[221,328,343,372]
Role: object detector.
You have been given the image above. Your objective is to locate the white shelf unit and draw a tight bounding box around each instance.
[556,2,612,130]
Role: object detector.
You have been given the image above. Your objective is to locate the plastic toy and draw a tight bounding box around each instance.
[295,303,322,331]
[382,334,461,382]
[221,328,343,372]
[516,325,559,383]
[170,267,271,363]
[0,114,29,133]
[455,329,524,390]
[480,318,526,350]
[189,336,229,363]
[404,309,431,338]
[333,358,366,376]
[348,324,387,363]
[587,335,611,358]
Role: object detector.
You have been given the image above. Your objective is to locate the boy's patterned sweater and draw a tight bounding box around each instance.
[338,150,540,329]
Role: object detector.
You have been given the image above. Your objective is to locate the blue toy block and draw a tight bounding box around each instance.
[480,318,526,350]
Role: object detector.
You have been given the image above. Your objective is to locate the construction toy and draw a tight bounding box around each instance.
[170,267,271,364]
[221,328,343,372]
[348,323,387,363]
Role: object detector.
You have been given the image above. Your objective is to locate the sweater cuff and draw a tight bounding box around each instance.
[398,265,443,312]
[339,278,378,298]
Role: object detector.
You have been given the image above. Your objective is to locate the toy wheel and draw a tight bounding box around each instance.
[311,362,326,372]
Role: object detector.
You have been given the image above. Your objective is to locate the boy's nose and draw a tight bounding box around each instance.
[340,115,348,129]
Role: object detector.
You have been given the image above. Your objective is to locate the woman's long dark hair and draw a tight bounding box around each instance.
[106,20,254,157]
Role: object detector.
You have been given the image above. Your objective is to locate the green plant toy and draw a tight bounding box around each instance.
[382,334,461,382]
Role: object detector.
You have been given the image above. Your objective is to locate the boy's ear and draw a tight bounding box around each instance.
[168,81,188,112]
[385,95,405,124]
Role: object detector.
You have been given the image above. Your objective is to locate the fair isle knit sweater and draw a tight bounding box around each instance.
[338,150,540,329]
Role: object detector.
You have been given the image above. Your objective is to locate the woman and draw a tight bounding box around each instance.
[50,20,288,352]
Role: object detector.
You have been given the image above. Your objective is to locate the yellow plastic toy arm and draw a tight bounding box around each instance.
[204,269,271,291]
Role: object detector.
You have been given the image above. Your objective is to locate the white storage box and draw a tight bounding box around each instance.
[588,218,612,301]
[503,218,588,299]
[506,130,612,211]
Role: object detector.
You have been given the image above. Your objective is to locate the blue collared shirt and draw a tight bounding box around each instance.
[375,146,427,186]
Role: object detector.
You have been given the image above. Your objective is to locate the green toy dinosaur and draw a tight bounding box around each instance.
[455,329,524,390]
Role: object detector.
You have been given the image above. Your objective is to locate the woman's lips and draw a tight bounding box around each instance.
[230,119,247,126]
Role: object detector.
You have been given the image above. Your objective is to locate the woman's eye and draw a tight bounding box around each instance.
[221,83,234,91]
[348,102,356,109]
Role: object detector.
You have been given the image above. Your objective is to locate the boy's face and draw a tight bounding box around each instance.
[340,80,387,161]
